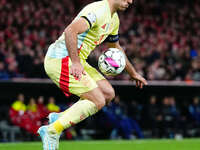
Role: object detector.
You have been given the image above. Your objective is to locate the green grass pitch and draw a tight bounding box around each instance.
[0,139,199,150]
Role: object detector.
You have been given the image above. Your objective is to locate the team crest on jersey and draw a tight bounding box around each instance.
[87,12,96,24]
[101,24,106,29]
[101,23,110,32]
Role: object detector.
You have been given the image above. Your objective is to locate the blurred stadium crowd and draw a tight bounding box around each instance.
[1,93,200,141]
[0,93,74,141]
[0,0,200,81]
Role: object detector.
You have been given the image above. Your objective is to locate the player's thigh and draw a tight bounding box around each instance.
[96,79,115,103]
[44,56,99,98]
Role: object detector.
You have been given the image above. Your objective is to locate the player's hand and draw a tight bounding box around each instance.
[70,62,86,81]
[131,72,148,89]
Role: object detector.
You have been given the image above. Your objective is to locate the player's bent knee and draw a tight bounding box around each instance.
[80,88,106,110]
[106,87,115,103]
[94,98,106,110]
[87,96,106,110]
[91,90,106,110]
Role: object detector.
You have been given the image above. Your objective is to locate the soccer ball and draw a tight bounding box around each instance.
[98,48,126,76]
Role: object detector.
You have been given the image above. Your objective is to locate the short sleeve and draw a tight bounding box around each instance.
[79,5,98,29]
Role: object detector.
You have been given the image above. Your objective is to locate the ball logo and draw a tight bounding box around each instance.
[105,58,119,68]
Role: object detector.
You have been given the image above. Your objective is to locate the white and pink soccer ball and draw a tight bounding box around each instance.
[98,48,126,76]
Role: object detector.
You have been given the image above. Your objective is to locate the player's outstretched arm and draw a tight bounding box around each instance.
[107,41,148,88]
[64,18,89,80]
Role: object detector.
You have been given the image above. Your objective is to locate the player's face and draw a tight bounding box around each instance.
[116,0,133,11]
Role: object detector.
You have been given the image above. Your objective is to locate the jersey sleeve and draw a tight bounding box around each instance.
[78,5,99,29]
[105,14,120,43]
